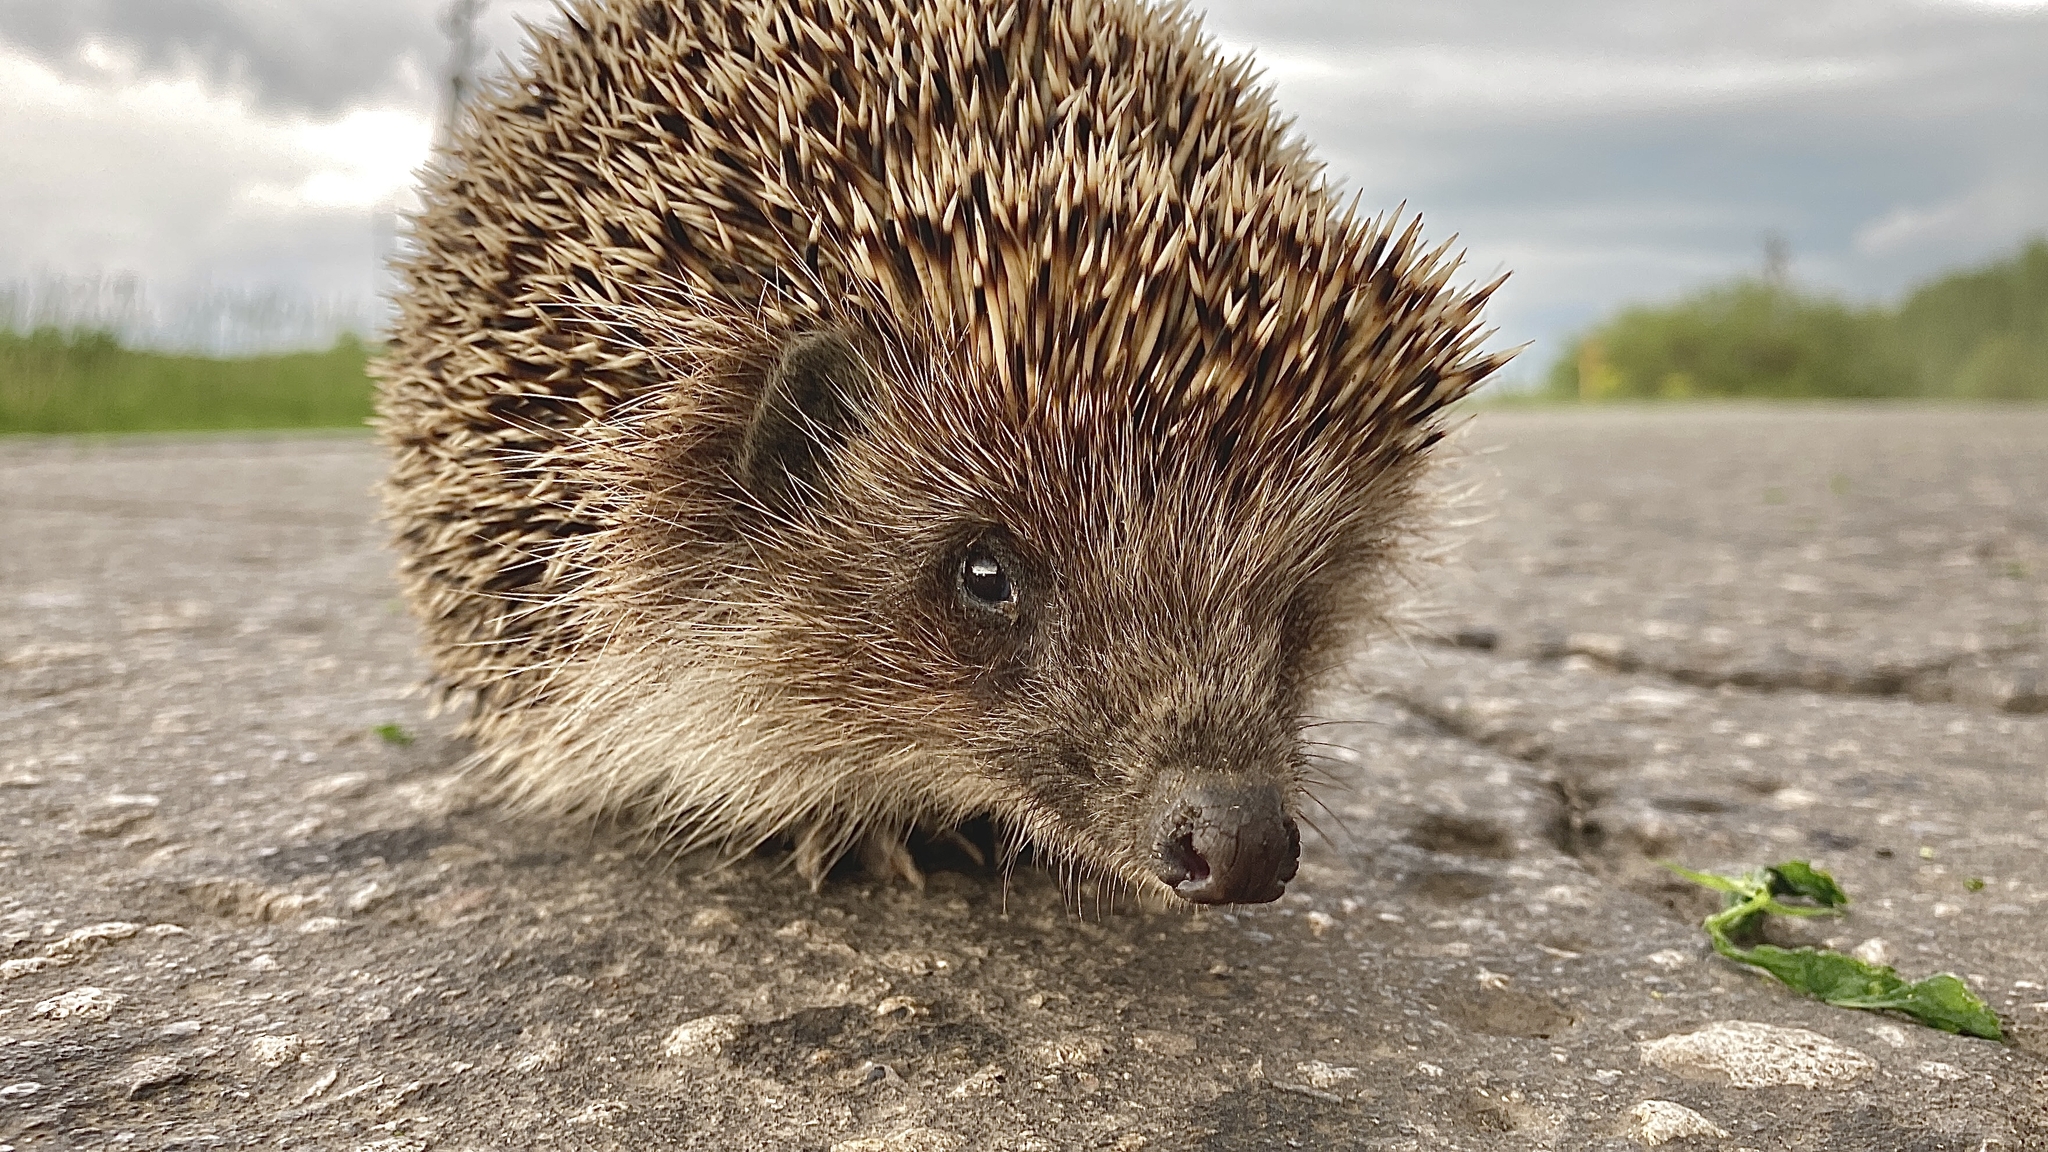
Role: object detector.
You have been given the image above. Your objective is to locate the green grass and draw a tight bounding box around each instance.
[0,327,376,434]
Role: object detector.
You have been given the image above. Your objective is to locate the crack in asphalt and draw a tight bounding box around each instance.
[1425,630,2047,714]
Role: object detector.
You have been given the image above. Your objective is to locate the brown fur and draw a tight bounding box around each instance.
[376,0,1508,900]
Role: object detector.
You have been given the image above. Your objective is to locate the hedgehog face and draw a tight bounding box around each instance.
[720,330,1407,906]
[943,506,1321,907]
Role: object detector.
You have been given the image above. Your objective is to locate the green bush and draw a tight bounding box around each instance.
[1892,239,2048,399]
[1547,238,2048,401]
[0,327,375,434]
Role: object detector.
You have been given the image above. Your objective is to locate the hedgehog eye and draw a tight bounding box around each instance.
[959,542,1016,613]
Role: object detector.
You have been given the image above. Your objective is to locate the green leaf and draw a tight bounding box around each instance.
[1738,945,1901,1002]
[1832,974,2004,1042]
[373,723,415,746]
[1667,859,2004,1042]
[1767,861,1849,907]
[1756,896,1842,920]
[1659,861,1749,895]
[1736,947,2002,1039]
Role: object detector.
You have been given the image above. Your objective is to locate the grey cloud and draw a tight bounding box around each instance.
[0,0,2041,362]
[1199,0,2036,65]
[0,0,557,114]
[1187,0,2048,363]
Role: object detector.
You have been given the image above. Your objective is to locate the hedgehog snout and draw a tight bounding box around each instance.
[1150,783,1300,905]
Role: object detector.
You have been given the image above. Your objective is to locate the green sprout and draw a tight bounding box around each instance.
[373,723,415,747]
[1665,860,2002,1041]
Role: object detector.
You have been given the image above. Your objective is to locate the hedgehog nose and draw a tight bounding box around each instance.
[1152,784,1300,905]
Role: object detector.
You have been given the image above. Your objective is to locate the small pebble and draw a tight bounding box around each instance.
[120,1055,186,1097]
[662,1014,744,1060]
[1294,1061,1361,1090]
[1625,1100,1729,1145]
[1639,1021,1874,1090]
[248,1034,305,1068]
[31,986,123,1021]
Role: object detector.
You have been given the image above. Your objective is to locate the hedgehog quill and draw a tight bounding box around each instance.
[378,0,1510,906]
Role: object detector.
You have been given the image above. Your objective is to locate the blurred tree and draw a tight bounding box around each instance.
[1547,238,2047,401]
[1890,238,2048,399]
[1544,280,1908,400]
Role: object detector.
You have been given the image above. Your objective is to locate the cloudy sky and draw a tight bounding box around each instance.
[1,0,2043,373]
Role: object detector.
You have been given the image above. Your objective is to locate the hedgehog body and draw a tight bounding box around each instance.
[377,0,1506,904]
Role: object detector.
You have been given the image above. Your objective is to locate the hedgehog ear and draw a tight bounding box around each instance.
[737,329,874,509]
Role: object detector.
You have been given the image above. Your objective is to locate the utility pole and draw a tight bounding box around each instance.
[1762,231,1791,288]
[439,0,490,145]
[379,0,487,336]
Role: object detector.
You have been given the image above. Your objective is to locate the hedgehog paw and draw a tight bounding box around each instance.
[859,831,926,891]
[939,826,986,868]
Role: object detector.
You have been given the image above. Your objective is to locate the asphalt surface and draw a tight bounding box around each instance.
[3,405,2044,1150]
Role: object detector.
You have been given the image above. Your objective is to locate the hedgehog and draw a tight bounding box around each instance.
[376,0,1508,906]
